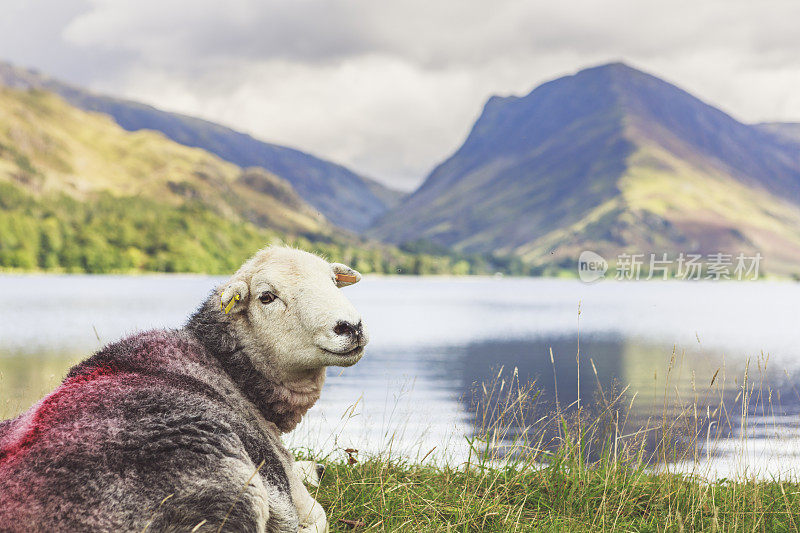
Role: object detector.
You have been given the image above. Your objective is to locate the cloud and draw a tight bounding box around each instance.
[0,0,140,85]
[3,0,800,189]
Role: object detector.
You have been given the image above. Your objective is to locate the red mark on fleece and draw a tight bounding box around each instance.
[0,365,126,464]
[1,332,210,465]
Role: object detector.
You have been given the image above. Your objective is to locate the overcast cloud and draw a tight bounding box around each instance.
[1,0,799,190]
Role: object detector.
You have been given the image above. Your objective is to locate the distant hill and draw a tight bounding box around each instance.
[0,61,402,232]
[369,63,800,277]
[0,85,334,272]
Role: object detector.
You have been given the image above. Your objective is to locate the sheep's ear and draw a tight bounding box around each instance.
[220,280,250,315]
[332,263,361,288]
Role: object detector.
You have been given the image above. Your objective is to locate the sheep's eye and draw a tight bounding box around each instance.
[259,291,276,304]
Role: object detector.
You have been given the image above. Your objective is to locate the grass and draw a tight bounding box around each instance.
[309,455,800,532]
[298,357,800,532]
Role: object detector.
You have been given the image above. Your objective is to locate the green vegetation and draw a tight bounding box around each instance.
[0,180,513,275]
[0,180,271,273]
[309,451,800,532]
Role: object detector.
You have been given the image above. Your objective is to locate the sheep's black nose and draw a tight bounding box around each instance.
[333,321,361,339]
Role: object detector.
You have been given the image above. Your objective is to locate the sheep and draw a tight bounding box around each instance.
[0,246,368,532]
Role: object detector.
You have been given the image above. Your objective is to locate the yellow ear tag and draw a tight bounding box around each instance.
[336,273,358,284]
[223,293,240,314]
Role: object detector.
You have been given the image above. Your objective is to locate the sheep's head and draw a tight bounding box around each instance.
[218,247,368,377]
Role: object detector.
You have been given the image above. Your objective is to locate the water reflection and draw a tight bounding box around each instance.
[439,334,800,472]
[452,335,737,420]
[0,351,83,418]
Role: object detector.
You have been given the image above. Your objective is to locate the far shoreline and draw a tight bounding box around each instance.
[0,270,796,283]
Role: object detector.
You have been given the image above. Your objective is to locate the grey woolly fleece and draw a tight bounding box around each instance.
[0,291,308,531]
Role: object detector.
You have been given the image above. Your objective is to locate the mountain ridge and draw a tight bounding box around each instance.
[0,61,402,232]
[0,84,337,272]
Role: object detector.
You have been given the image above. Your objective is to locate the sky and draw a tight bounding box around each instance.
[1,0,800,191]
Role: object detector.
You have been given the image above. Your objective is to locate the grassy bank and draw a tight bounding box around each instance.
[309,454,800,532]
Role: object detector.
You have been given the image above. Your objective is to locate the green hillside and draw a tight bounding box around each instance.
[516,142,800,276]
[0,86,484,275]
[0,87,329,232]
[0,61,402,232]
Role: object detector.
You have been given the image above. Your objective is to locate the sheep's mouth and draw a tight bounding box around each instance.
[320,346,363,357]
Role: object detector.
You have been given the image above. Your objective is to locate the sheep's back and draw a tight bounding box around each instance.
[0,330,261,530]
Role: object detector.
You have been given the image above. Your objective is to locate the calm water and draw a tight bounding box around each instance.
[2,275,800,478]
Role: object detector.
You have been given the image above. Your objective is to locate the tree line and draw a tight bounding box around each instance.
[0,181,535,276]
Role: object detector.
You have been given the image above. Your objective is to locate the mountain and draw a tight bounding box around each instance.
[0,84,340,272]
[370,63,800,276]
[0,61,401,232]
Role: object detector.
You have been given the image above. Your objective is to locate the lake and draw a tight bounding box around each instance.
[2,275,800,479]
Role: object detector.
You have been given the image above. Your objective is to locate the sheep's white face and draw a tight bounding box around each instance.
[219,247,368,378]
